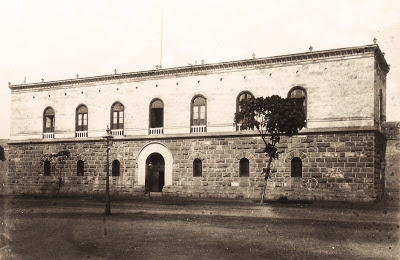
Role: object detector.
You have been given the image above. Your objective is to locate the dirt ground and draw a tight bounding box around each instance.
[0,195,399,260]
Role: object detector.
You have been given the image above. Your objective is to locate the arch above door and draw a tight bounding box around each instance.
[137,142,173,186]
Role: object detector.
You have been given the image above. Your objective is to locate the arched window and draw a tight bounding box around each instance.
[291,157,302,177]
[288,87,307,126]
[236,91,254,112]
[77,160,84,176]
[236,91,254,130]
[43,107,55,133]
[149,99,164,134]
[112,160,120,176]
[76,105,88,132]
[193,159,202,177]
[191,96,207,133]
[44,160,51,176]
[111,102,124,130]
[239,158,249,177]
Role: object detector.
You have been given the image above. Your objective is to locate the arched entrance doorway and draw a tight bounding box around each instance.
[137,142,173,191]
[145,153,165,192]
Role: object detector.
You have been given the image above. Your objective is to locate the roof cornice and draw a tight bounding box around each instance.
[9,44,389,90]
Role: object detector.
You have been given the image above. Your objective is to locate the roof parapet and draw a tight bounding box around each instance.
[9,44,389,90]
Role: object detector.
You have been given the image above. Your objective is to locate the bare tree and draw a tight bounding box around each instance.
[40,150,71,195]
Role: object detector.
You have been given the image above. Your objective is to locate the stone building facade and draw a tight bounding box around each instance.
[6,44,390,201]
[383,122,400,202]
[0,140,8,194]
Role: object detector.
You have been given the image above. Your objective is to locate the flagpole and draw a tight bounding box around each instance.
[160,8,163,68]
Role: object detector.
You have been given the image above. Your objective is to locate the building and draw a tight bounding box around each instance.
[6,44,390,201]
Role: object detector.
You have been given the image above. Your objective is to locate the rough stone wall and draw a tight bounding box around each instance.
[373,132,387,199]
[383,122,400,202]
[7,131,382,201]
[7,140,142,196]
[0,139,8,194]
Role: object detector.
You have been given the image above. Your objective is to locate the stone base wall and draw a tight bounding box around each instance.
[0,139,8,194]
[383,122,400,202]
[6,131,383,201]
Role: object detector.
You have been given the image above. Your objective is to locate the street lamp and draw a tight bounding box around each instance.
[103,126,114,215]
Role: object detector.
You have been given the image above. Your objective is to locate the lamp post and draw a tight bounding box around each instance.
[103,126,114,215]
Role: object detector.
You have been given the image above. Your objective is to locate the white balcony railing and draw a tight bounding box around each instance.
[149,127,164,135]
[191,125,207,133]
[75,131,88,138]
[111,129,124,136]
[43,132,54,139]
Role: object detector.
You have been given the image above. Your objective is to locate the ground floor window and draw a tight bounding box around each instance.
[193,159,202,177]
[291,157,302,177]
[77,160,84,176]
[44,160,51,176]
[112,160,120,176]
[239,158,249,177]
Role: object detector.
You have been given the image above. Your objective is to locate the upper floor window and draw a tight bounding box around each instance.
[149,99,164,134]
[76,105,88,132]
[111,102,124,130]
[236,91,254,112]
[112,159,120,176]
[193,159,202,177]
[288,87,307,126]
[236,91,254,131]
[43,107,55,133]
[44,160,51,176]
[291,157,302,177]
[239,158,249,177]
[191,95,207,133]
[77,160,84,176]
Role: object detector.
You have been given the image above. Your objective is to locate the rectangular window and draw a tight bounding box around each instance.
[45,116,54,132]
[199,105,205,125]
[82,114,88,131]
[78,114,83,126]
[77,114,87,131]
[113,111,119,129]
[193,106,206,126]
[193,107,199,125]
[119,112,123,124]
[151,108,163,128]
[113,112,118,123]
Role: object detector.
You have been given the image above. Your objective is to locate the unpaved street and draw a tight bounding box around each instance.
[0,196,399,259]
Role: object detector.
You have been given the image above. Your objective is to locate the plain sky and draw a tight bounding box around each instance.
[1,0,399,138]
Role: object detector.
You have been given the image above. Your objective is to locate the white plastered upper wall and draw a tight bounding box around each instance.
[9,44,389,140]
